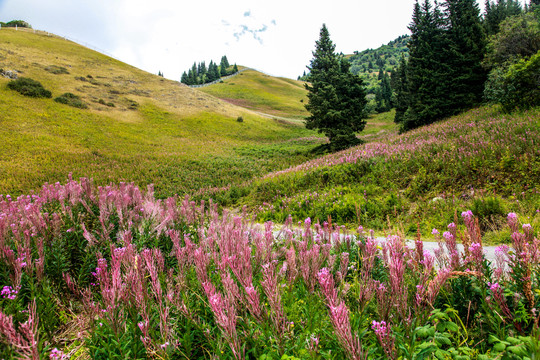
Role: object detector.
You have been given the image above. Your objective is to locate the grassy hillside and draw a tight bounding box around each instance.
[211,106,540,241]
[199,69,309,119]
[0,29,319,197]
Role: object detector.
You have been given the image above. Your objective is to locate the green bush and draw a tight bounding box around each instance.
[54,92,88,109]
[7,77,52,98]
[44,65,69,75]
[485,51,540,111]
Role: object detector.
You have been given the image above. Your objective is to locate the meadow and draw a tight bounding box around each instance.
[0,178,538,359]
[199,69,309,119]
[0,29,319,198]
[211,106,540,242]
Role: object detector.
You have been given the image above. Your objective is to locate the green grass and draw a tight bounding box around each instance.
[199,69,309,119]
[0,29,319,197]
[360,109,398,140]
[210,106,540,241]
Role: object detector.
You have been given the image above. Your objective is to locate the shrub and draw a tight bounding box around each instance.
[485,51,540,111]
[54,93,88,109]
[237,116,244,122]
[44,65,69,75]
[7,77,52,98]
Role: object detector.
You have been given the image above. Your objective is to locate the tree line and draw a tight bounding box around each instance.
[392,0,539,131]
[304,0,539,151]
[0,20,32,28]
[180,56,238,85]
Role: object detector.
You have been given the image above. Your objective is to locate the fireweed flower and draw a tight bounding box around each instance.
[49,348,66,359]
[1,285,19,300]
[371,320,396,359]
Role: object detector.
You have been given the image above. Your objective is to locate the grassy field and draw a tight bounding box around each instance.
[211,106,540,242]
[199,69,309,119]
[0,29,319,197]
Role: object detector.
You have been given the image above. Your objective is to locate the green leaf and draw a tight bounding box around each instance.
[493,342,506,352]
[434,335,452,346]
[507,345,529,357]
[488,334,500,344]
[445,321,459,333]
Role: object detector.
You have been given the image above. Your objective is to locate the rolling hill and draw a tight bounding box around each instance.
[0,28,319,197]
[199,68,309,119]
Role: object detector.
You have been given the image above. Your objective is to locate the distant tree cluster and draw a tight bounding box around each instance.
[0,20,32,28]
[180,56,238,85]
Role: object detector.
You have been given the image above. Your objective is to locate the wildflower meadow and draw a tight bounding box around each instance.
[0,177,539,359]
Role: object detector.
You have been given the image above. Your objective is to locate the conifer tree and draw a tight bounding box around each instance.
[207,61,216,82]
[392,56,409,124]
[305,24,367,151]
[181,71,189,84]
[403,0,449,131]
[233,64,239,73]
[443,0,487,110]
[190,63,198,84]
[220,57,228,76]
[221,56,230,69]
[211,62,221,80]
[484,0,522,36]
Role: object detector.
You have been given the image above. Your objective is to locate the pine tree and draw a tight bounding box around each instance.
[220,57,228,76]
[392,56,409,124]
[221,56,230,69]
[484,0,523,36]
[376,71,393,113]
[403,0,450,130]
[443,0,487,111]
[305,24,367,151]
[233,64,239,73]
[211,62,221,80]
[206,61,216,82]
[181,71,189,84]
[190,63,198,85]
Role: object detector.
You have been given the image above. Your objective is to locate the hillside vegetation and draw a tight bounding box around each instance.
[212,106,540,241]
[0,29,318,197]
[199,69,309,119]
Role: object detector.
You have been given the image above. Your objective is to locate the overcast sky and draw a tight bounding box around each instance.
[0,0,517,80]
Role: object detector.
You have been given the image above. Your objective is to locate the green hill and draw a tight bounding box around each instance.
[0,28,318,197]
[199,69,309,119]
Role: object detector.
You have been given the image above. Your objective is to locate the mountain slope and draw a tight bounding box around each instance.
[0,29,317,197]
[211,106,540,240]
[199,69,309,119]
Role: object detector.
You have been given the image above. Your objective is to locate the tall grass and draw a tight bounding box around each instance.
[0,178,539,359]
[219,106,540,239]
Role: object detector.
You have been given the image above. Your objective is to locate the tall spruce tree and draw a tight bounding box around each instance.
[403,0,449,131]
[220,56,228,76]
[443,0,487,111]
[181,71,189,84]
[305,24,367,151]
[402,0,487,131]
[392,56,409,124]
